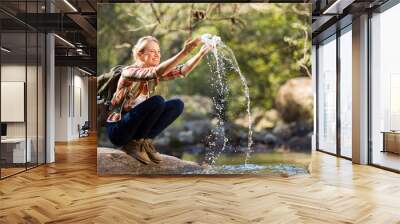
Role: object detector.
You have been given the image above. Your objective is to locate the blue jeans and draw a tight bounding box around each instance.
[107,95,184,147]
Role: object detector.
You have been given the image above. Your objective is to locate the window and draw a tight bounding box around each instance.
[317,35,337,154]
[339,26,352,158]
[370,3,400,171]
[0,2,47,179]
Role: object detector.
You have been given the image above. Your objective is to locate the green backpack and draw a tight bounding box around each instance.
[97,65,125,126]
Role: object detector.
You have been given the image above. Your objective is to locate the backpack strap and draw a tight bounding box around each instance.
[97,65,124,104]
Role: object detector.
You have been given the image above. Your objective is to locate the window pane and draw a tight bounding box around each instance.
[340,27,352,158]
[38,32,45,165]
[27,31,38,169]
[1,30,27,177]
[318,36,337,154]
[371,4,400,171]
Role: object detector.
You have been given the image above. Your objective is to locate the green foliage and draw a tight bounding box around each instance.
[98,3,311,118]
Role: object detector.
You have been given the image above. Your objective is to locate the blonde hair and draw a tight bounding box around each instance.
[132,36,159,62]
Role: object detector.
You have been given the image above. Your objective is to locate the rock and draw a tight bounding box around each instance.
[272,121,293,140]
[224,122,247,141]
[250,143,270,153]
[178,130,195,144]
[153,135,170,147]
[234,108,280,132]
[272,120,313,142]
[275,77,313,123]
[238,130,249,141]
[233,115,251,129]
[97,127,114,148]
[183,119,212,137]
[98,147,203,175]
[291,121,313,137]
[160,137,185,158]
[183,144,205,154]
[252,132,265,143]
[172,95,213,119]
[262,133,279,145]
[153,127,180,146]
[253,109,280,132]
[254,118,274,132]
[285,135,311,152]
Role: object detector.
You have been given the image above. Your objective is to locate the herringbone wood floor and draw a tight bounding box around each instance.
[1,135,400,224]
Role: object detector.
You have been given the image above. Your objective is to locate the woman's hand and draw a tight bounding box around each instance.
[180,44,211,77]
[153,37,201,77]
[182,37,202,54]
[154,36,206,78]
[199,44,212,56]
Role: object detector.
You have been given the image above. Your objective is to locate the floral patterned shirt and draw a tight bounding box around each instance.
[106,64,185,123]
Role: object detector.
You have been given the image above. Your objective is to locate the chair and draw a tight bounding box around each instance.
[78,121,90,138]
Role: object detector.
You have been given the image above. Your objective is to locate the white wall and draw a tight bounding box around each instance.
[71,71,89,139]
[55,67,89,141]
[55,66,68,141]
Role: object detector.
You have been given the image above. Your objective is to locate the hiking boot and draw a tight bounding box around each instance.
[122,139,151,165]
[143,138,163,163]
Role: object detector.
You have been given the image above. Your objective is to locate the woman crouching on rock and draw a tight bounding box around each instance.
[106,36,211,164]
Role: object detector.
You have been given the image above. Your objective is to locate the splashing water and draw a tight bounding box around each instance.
[204,45,229,165]
[222,46,254,165]
[202,34,254,165]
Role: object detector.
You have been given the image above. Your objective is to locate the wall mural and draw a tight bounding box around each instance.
[97,3,312,175]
